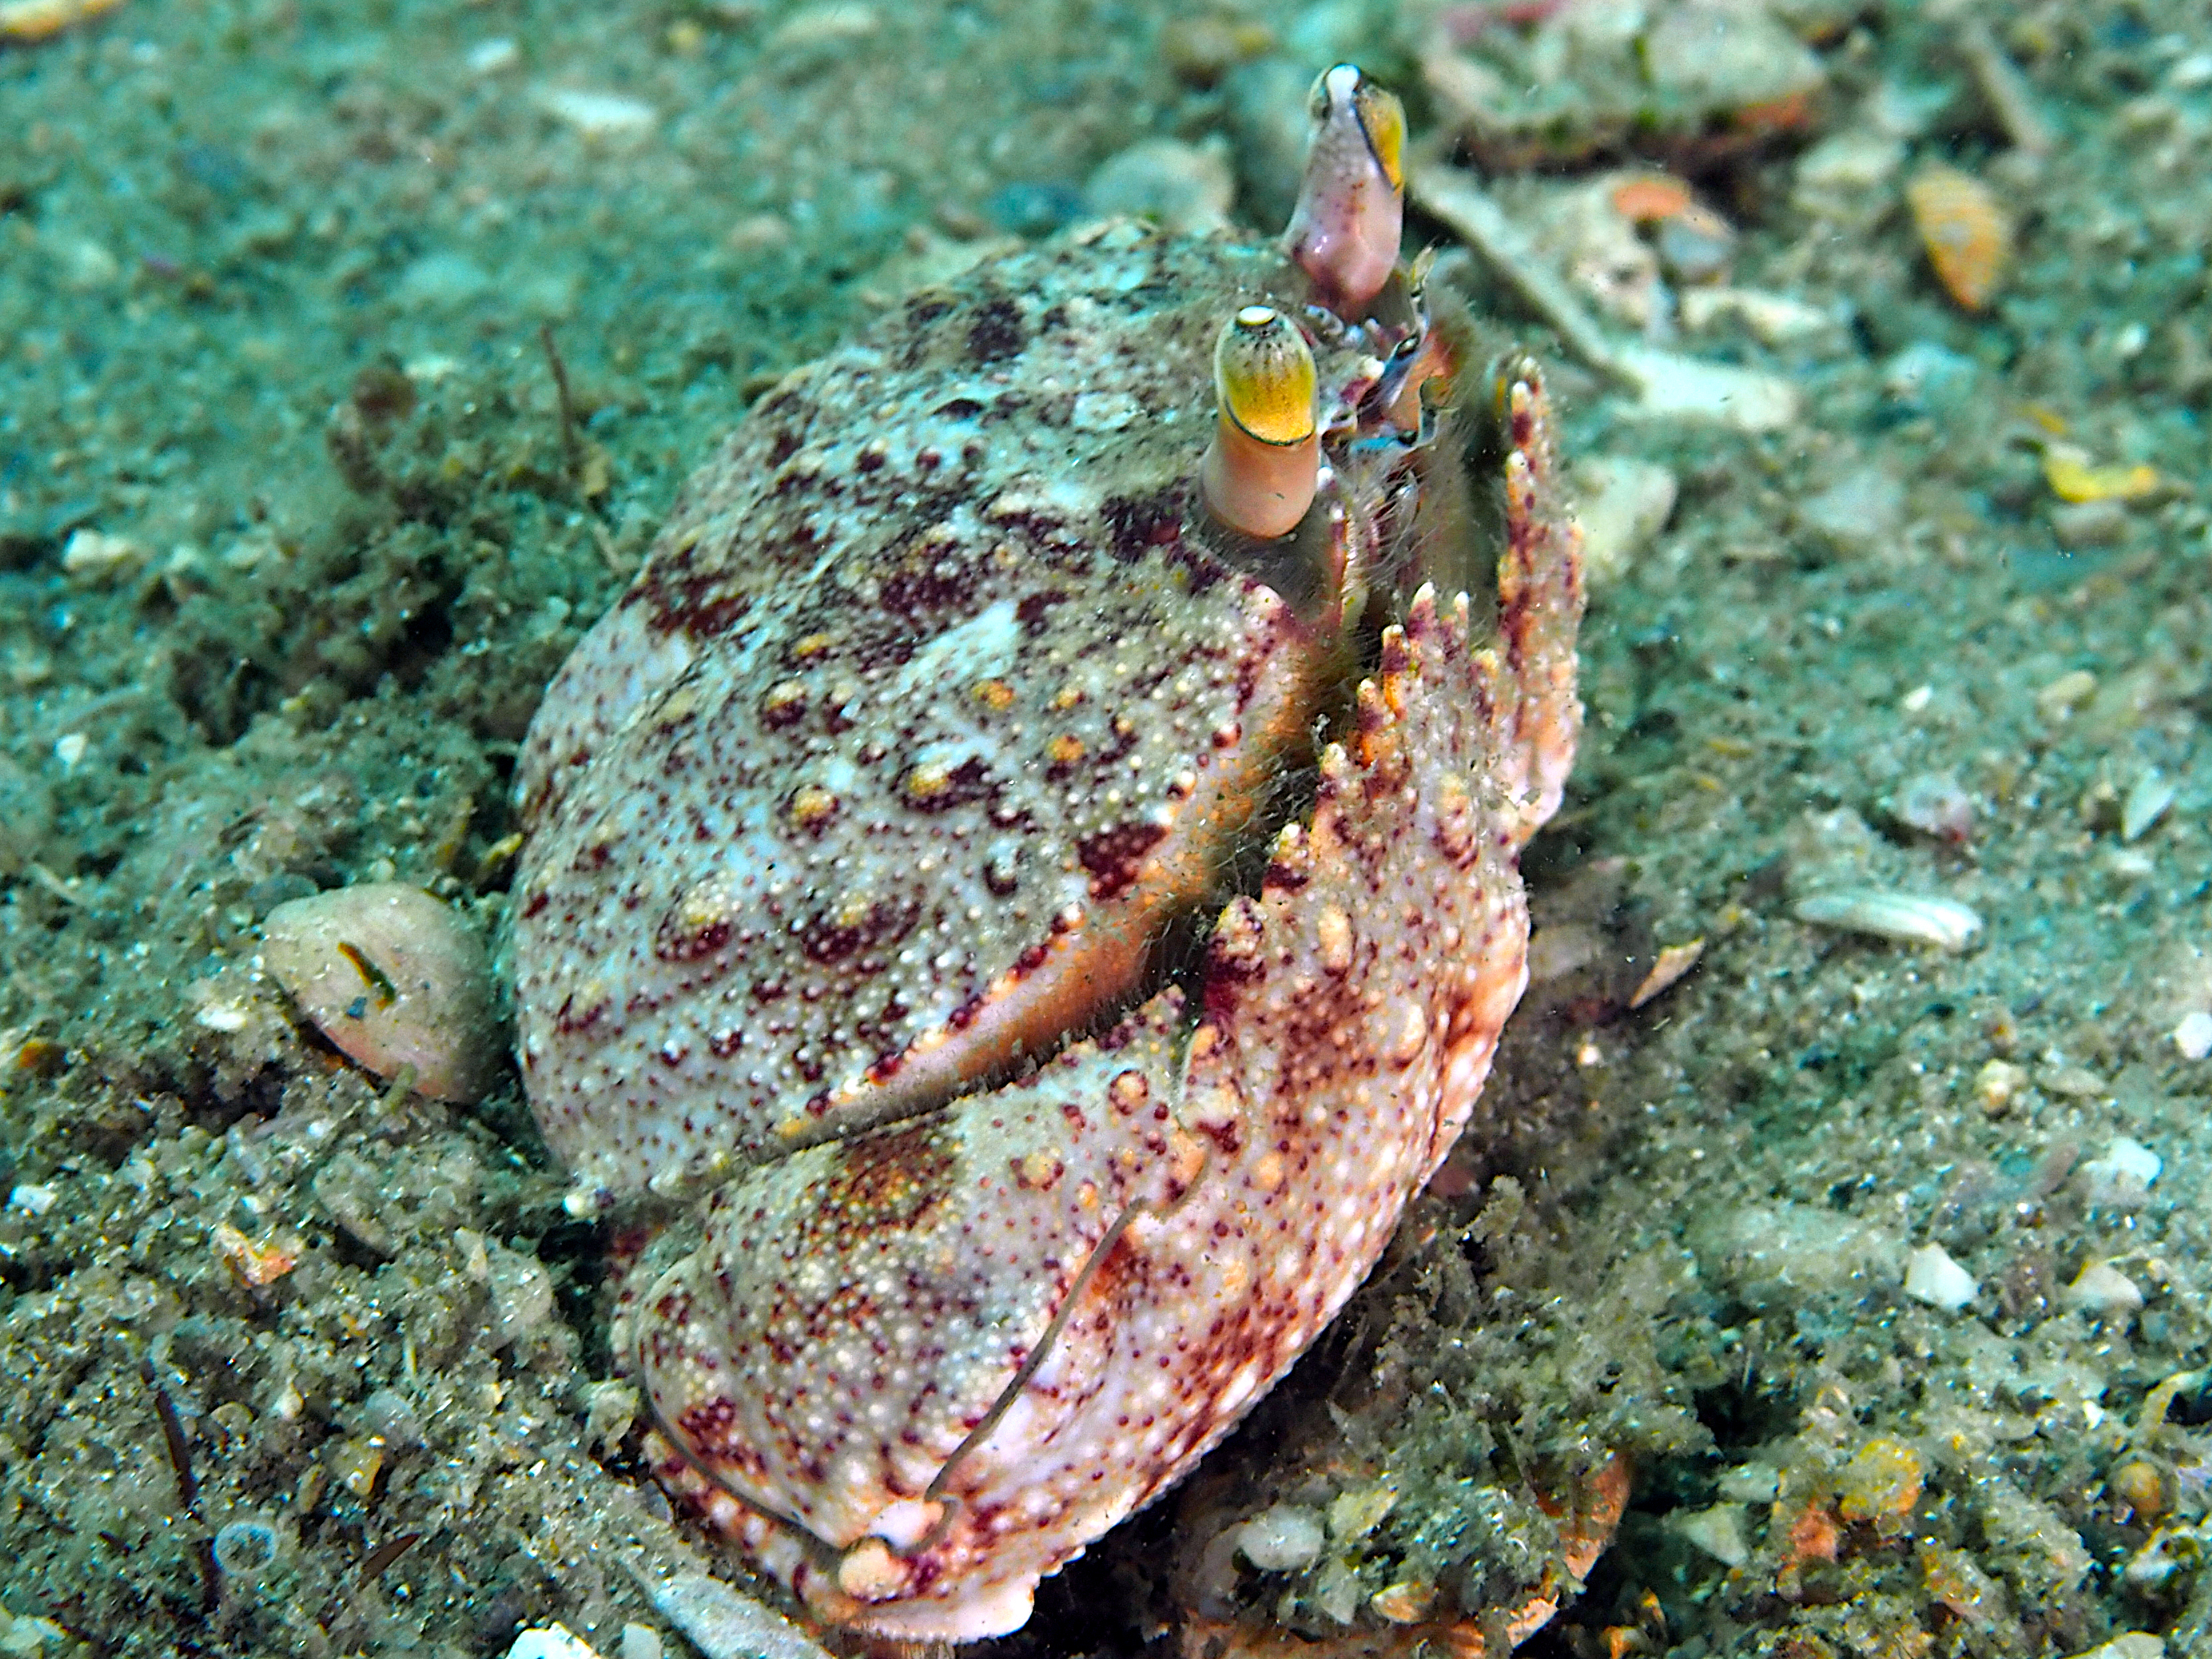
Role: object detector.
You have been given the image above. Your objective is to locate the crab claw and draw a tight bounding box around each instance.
[1200,305,1320,540]
[1283,63,1405,318]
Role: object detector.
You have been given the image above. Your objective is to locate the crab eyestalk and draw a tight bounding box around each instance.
[1200,305,1320,541]
[1283,63,1405,318]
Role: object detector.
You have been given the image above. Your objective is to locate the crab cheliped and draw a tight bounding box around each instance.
[511,65,1592,1643]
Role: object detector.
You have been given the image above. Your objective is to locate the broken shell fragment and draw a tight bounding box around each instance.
[1792,888,1982,951]
[1903,1242,1977,1312]
[260,882,503,1103]
[1200,305,1320,539]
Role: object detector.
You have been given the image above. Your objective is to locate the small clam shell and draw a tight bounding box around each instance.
[1905,164,2012,311]
[1792,888,1982,951]
[260,882,502,1103]
[2122,769,2176,843]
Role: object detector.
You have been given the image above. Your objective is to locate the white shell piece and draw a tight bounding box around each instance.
[2081,1137,2162,1204]
[2121,769,2175,842]
[1903,1243,1978,1312]
[1670,1503,1750,1568]
[508,1626,603,1659]
[2063,1262,2145,1317]
[1793,888,1982,950]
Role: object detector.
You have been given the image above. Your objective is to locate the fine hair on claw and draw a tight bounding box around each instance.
[1282,63,1406,319]
[1200,305,1320,541]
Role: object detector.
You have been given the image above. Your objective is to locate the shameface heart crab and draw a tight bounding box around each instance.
[510,66,1590,1642]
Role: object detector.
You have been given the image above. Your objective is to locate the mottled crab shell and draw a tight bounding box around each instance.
[513,222,1409,1206]
[510,215,1587,1640]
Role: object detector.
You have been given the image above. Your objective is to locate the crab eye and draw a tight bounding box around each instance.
[1201,307,1320,541]
[1214,305,1316,446]
[1282,63,1406,317]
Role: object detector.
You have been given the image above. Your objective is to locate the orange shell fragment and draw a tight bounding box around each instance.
[0,0,121,41]
[212,1221,301,1288]
[1905,163,2012,311]
[1609,174,1694,224]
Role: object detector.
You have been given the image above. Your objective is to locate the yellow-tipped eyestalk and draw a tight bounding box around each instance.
[1283,64,1405,318]
[1201,306,1320,540]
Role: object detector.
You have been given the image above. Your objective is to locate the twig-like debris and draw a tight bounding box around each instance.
[1956,18,2054,158]
[1413,155,1802,433]
[193,1535,221,1613]
[620,1556,840,1659]
[1409,156,1638,392]
[359,1531,423,1580]
[145,1362,198,1513]
[540,322,584,474]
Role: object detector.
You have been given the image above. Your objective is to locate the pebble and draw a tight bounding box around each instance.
[2034,669,2096,721]
[0,1612,71,1653]
[1636,3,1822,124]
[2050,499,2129,549]
[2173,1010,2212,1061]
[60,528,144,578]
[1670,1503,1748,1568]
[1975,1059,2027,1115]
[1236,1503,1325,1571]
[1688,1202,1902,1312]
[2064,1635,2164,1659]
[765,3,878,77]
[1676,286,1833,345]
[1574,455,1678,585]
[1614,344,1801,433]
[1903,1243,1977,1312]
[1882,341,1978,411]
[466,37,520,75]
[986,182,1084,238]
[530,86,659,139]
[1795,467,1905,558]
[259,883,503,1103]
[1654,206,1735,283]
[2062,1262,2145,1318]
[1325,1482,1397,1541]
[1791,129,1904,222]
[508,1628,601,1659]
[1893,771,1974,843]
[1081,138,1234,236]
[2079,1137,2161,1206]
[393,252,493,309]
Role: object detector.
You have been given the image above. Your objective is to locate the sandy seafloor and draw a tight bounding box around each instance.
[4,1,2212,1655]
